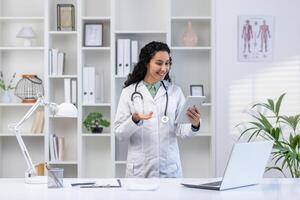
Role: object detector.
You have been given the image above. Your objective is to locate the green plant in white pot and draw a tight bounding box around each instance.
[238,93,300,178]
[83,112,110,133]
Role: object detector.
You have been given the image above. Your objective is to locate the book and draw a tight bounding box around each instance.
[58,137,64,161]
[30,109,44,134]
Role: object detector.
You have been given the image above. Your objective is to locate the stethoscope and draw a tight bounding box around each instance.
[131,81,169,123]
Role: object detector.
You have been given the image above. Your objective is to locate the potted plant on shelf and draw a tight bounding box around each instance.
[83,112,110,134]
[0,71,16,103]
[238,93,300,178]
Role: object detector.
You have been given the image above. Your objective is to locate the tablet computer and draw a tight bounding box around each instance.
[175,96,206,124]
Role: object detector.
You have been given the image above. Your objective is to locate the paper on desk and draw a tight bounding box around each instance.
[96,179,120,187]
[126,183,160,191]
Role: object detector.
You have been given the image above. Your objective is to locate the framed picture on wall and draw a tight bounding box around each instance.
[238,15,274,61]
[84,23,103,47]
[190,85,204,96]
[57,4,75,31]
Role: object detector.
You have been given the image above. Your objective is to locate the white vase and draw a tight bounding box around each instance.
[0,91,12,103]
[181,21,198,46]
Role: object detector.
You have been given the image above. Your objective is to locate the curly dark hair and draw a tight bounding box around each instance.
[124,41,172,88]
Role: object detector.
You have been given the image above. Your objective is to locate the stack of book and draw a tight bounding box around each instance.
[64,78,77,106]
[49,48,65,76]
[49,134,64,161]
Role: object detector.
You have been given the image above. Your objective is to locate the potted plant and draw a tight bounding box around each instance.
[0,71,16,103]
[83,112,110,133]
[238,93,300,177]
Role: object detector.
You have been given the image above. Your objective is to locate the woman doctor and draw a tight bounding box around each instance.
[114,41,201,178]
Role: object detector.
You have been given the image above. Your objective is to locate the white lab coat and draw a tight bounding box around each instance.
[114,81,198,178]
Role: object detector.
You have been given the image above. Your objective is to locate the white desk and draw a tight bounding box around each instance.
[0,178,300,200]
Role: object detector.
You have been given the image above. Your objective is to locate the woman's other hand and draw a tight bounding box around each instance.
[132,111,153,123]
[186,106,201,127]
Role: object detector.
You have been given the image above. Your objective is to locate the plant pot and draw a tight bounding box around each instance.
[0,91,12,103]
[91,127,103,134]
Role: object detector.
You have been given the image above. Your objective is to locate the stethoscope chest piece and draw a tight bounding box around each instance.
[161,115,169,123]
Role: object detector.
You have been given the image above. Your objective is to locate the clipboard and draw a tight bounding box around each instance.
[175,96,206,124]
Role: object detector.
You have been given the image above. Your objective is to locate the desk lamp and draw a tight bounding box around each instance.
[16,27,36,47]
[9,95,77,184]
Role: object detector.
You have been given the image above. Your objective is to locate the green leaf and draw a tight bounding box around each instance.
[267,99,275,112]
[265,166,286,177]
[275,93,286,116]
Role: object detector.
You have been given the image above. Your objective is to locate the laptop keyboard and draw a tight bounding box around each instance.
[201,181,222,186]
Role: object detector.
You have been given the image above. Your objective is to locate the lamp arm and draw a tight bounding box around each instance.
[9,97,45,176]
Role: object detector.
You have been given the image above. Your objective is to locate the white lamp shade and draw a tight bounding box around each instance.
[55,103,77,117]
[16,27,36,38]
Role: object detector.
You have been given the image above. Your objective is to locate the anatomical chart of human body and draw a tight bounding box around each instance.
[238,16,274,61]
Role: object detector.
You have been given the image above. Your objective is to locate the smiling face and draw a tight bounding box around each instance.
[144,51,171,84]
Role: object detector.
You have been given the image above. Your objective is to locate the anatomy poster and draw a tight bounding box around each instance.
[238,16,274,61]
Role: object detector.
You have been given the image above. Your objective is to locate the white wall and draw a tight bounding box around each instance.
[215,0,300,177]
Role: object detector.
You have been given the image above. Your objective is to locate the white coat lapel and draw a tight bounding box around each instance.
[154,81,170,101]
[136,81,154,103]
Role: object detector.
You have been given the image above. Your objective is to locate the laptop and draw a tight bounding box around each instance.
[181,141,273,190]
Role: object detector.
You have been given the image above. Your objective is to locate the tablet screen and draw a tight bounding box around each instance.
[175,96,206,124]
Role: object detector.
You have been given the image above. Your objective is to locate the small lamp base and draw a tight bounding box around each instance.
[23,39,32,47]
[25,175,48,184]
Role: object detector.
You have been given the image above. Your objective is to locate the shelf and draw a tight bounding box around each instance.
[114,75,127,79]
[0,133,45,137]
[0,47,44,51]
[82,17,111,21]
[114,161,127,165]
[171,46,212,50]
[82,133,111,137]
[49,116,78,119]
[115,30,167,34]
[48,75,78,79]
[0,17,44,21]
[81,47,111,51]
[0,103,36,107]
[48,161,78,165]
[171,16,211,21]
[82,103,111,107]
[48,31,78,35]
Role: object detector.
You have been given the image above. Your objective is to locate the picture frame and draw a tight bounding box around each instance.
[57,4,75,31]
[238,15,274,62]
[84,23,103,47]
[190,85,204,96]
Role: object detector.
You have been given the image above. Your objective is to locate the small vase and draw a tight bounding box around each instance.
[181,21,198,46]
[0,91,12,103]
[91,127,103,134]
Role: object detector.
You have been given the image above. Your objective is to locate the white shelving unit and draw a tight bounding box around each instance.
[0,0,214,178]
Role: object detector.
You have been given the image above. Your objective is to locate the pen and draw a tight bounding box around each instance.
[71,182,96,187]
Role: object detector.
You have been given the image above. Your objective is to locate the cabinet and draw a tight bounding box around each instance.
[0,0,214,178]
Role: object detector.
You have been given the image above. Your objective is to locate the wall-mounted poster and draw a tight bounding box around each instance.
[238,16,274,61]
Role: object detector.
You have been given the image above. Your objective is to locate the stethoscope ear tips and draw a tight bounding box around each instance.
[161,116,169,123]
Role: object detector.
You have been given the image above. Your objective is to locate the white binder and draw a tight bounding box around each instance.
[71,79,77,106]
[123,39,131,76]
[117,39,124,77]
[83,67,89,104]
[48,49,53,75]
[88,67,96,104]
[96,71,104,103]
[64,78,71,103]
[131,40,138,64]
[52,48,59,75]
[57,52,65,75]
